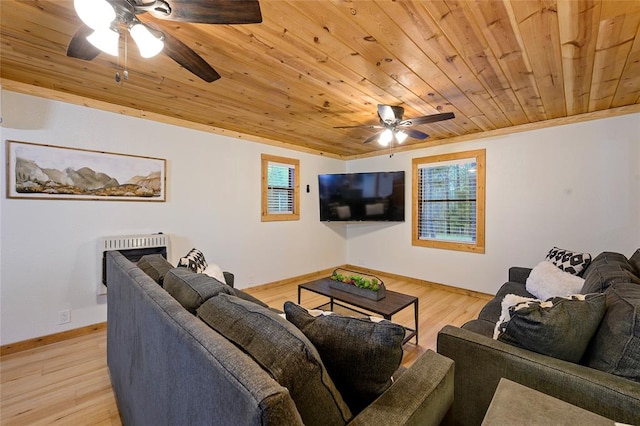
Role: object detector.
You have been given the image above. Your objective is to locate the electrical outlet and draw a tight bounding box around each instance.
[59,310,71,324]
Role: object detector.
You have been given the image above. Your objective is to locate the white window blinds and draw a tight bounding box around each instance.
[417,158,477,243]
[267,161,295,214]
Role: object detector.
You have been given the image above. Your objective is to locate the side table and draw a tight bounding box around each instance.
[482,378,615,425]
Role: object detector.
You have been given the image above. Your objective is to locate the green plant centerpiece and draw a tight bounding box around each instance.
[328,268,386,300]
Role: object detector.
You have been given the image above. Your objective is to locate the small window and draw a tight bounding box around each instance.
[261,154,300,222]
[412,149,485,253]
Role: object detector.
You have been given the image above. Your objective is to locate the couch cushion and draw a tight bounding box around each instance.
[136,254,173,286]
[629,248,640,276]
[230,288,270,309]
[461,318,496,337]
[177,248,208,273]
[581,252,640,294]
[526,261,585,300]
[582,283,640,382]
[197,294,352,426]
[545,246,592,276]
[495,294,606,363]
[283,301,404,414]
[163,268,233,314]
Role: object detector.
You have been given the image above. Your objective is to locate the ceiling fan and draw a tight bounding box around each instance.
[335,104,455,146]
[66,0,262,82]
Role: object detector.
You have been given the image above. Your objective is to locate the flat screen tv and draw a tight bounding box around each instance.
[318,171,405,222]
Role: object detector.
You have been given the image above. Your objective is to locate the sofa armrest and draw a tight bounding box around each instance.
[508,266,532,284]
[437,325,640,426]
[223,271,234,288]
[348,350,454,426]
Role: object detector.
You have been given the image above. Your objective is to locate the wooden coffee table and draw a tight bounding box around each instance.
[298,278,418,345]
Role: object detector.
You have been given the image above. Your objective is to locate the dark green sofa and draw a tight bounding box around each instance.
[106,250,455,425]
[438,249,640,426]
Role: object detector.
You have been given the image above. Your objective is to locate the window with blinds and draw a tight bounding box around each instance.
[261,154,300,222]
[412,149,485,253]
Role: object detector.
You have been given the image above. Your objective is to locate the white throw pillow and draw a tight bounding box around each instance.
[202,263,226,284]
[526,260,585,300]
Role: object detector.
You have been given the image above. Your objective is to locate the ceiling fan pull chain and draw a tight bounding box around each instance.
[115,31,121,83]
[123,31,129,81]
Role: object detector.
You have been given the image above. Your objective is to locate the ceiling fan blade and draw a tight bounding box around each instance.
[399,112,455,126]
[363,133,383,144]
[67,25,101,61]
[405,129,429,140]
[147,23,221,82]
[377,104,404,123]
[334,124,384,129]
[150,0,262,24]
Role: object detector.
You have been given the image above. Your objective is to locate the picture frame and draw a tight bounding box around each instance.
[6,140,166,201]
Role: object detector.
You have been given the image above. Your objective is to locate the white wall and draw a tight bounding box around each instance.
[1,89,638,345]
[346,113,640,294]
[0,91,346,344]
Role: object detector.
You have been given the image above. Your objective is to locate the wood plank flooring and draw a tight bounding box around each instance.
[0,273,488,425]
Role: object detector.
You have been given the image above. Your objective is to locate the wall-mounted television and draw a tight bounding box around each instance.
[318,171,405,222]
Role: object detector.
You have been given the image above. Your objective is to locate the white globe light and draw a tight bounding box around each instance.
[395,130,408,143]
[86,28,119,56]
[130,24,165,58]
[378,129,393,146]
[74,0,116,30]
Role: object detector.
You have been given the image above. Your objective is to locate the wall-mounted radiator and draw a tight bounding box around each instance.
[99,233,170,295]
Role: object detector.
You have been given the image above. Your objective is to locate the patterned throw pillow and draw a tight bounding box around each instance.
[177,248,208,273]
[545,247,592,275]
[494,293,606,363]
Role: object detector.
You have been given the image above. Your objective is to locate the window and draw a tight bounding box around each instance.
[412,149,485,253]
[261,154,300,222]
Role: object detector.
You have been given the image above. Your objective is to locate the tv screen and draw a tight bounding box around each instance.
[318,171,405,222]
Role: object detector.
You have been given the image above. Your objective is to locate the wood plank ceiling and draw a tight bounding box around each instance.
[1,0,639,158]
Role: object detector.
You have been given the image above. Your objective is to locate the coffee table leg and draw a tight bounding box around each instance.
[414,299,419,345]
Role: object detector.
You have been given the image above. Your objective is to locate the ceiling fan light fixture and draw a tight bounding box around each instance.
[395,130,408,144]
[86,28,119,56]
[73,0,116,30]
[130,23,165,58]
[378,128,393,146]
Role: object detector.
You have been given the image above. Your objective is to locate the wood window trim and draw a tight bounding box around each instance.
[261,154,300,222]
[412,149,486,253]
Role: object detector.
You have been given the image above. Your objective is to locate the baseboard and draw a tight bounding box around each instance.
[342,264,494,300]
[0,322,107,356]
[243,266,338,293]
[244,264,493,301]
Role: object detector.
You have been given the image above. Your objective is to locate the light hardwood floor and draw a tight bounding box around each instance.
[0,274,489,425]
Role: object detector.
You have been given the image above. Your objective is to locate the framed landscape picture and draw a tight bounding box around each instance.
[6,140,166,201]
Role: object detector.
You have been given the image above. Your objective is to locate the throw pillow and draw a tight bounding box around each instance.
[581,251,640,294]
[202,263,226,284]
[582,283,640,382]
[177,248,208,273]
[545,247,592,275]
[283,301,405,414]
[136,254,173,286]
[197,294,352,426]
[495,293,606,363]
[163,268,233,314]
[629,248,640,276]
[526,260,585,300]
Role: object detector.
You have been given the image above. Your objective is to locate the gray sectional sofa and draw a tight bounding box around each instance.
[105,250,455,426]
[438,249,640,426]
